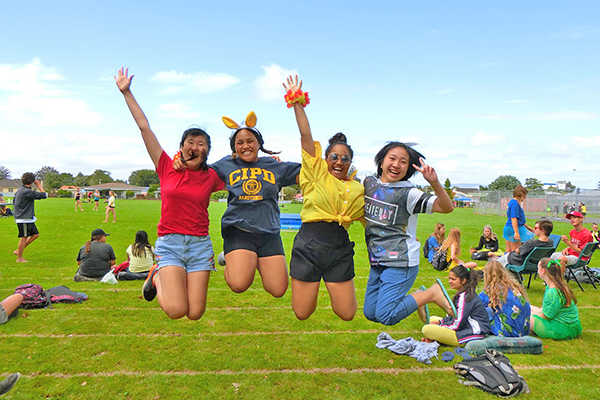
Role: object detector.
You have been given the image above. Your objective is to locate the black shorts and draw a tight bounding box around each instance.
[17,222,39,238]
[290,221,355,283]
[222,226,285,258]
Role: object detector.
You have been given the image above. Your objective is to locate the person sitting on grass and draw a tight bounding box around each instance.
[497,219,554,268]
[470,225,503,260]
[530,258,582,340]
[479,260,531,337]
[421,265,490,346]
[426,223,445,263]
[117,230,155,281]
[550,211,593,273]
[440,228,478,270]
[73,228,116,282]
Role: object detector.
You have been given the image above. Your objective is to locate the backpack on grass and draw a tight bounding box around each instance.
[431,249,449,271]
[46,285,88,304]
[14,284,51,309]
[422,238,431,259]
[453,349,529,398]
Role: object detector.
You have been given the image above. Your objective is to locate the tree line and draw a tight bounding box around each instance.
[0,165,159,192]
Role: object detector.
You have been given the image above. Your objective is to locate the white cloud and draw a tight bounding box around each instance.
[470,132,505,147]
[0,59,101,126]
[150,70,240,94]
[254,63,298,101]
[436,88,456,95]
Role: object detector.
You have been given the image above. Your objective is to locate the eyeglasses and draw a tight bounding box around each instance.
[327,153,351,164]
[533,226,540,230]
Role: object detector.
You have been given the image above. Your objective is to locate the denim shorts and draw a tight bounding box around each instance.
[155,234,215,273]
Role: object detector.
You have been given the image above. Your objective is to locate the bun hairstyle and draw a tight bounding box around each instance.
[223,111,280,156]
[374,142,424,181]
[325,132,353,159]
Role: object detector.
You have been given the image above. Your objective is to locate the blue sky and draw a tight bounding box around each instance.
[1,1,598,188]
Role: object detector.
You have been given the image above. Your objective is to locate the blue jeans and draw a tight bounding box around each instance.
[363,265,419,326]
[117,268,149,281]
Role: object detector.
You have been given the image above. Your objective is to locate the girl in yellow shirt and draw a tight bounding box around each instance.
[284,75,364,321]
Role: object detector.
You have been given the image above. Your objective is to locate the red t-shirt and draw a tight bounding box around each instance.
[567,228,593,260]
[156,152,225,237]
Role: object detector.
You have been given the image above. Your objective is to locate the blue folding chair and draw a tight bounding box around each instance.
[505,246,557,288]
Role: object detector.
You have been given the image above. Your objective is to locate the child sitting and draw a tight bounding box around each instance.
[426,223,445,263]
[479,260,531,337]
[530,258,582,340]
[117,230,155,281]
[421,265,490,346]
[440,228,477,270]
[470,225,503,260]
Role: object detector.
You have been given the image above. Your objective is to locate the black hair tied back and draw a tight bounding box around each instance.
[325,132,354,159]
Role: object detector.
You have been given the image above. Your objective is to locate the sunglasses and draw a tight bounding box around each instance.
[327,153,351,164]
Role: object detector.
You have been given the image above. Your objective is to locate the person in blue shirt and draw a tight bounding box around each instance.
[503,185,534,253]
[427,223,445,263]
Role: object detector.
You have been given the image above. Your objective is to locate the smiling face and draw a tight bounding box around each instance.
[234,129,260,163]
[180,134,209,170]
[483,227,491,238]
[326,144,352,180]
[448,271,466,290]
[380,146,410,183]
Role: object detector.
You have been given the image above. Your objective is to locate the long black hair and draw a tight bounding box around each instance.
[451,264,481,302]
[374,142,424,181]
[131,230,153,258]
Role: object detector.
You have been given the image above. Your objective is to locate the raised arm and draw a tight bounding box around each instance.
[414,158,454,213]
[115,68,163,167]
[283,75,316,157]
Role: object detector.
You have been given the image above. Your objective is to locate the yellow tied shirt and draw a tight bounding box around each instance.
[299,142,364,230]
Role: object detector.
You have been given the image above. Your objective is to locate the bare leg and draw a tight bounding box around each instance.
[411,284,454,316]
[324,280,357,321]
[291,278,320,320]
[0,294,23,315]
[185,271,211,320]
[154,266,189,319]
[223,249,259,293]
[103,207,109,222]
[256,255,289,298]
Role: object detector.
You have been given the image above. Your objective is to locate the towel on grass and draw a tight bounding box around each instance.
[376,332,439,365]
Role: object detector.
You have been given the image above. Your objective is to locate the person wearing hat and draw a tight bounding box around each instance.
[550,211,593,271]
[73,228,116,282]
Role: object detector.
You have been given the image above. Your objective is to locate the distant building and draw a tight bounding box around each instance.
[0,179,22,198]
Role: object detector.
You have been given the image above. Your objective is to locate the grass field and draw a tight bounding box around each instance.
[0,199,599,399]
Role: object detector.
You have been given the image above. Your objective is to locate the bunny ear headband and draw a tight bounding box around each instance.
[222,111,264,152]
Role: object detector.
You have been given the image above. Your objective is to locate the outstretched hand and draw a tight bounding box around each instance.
[283,75,302,93]
[413,157,438,183]
[115,67,134,93]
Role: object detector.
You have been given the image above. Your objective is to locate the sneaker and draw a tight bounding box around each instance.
[142,264,159,301]
[0,373,20,395]
[217,252,226,266]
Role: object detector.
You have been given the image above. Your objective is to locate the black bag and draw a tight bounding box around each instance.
[471,251,489,261]
[453,349,529,398]
[422,238,431,259]
[431,249,449,271]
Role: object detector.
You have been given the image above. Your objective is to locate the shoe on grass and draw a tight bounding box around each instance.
[0,373,20,395]
[142,264,159,302]
[217,251,226,266]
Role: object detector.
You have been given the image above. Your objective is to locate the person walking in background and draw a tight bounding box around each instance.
[74,187,84,211]
[13,172,47,263]
[103,191,116,223]
[93,190,100,211]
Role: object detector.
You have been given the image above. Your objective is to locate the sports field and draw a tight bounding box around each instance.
[0,199,599,399]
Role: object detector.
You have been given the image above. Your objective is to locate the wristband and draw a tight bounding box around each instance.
[284,89,310,108]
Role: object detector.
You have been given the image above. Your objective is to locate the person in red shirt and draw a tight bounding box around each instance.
[551,211,593,272]
[115,67,225,321]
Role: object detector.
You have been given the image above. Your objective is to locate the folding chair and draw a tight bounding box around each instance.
[506,247,557,288]
[565,241,599,291]
[549,234,561,248]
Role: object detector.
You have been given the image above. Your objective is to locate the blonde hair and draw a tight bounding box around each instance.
[538,258,576,307]
[483,260,528,311]
[432,223,445,245]
[440,227,461,257]
[482,225,498,241]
